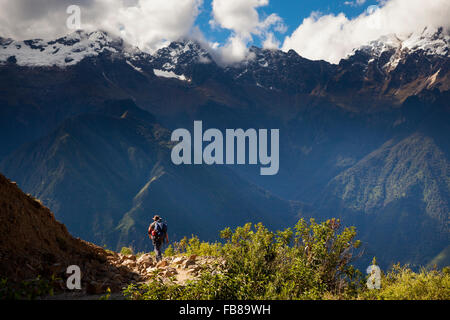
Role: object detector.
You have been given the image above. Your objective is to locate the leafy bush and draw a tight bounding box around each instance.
[218,219,362,299]
[120,246,134,256]
[124,218,449,300]
[359,264,450,300]
[125,218,363,300]
[123,269,251,300]
[0,275,57,300]
[165,235,222,257]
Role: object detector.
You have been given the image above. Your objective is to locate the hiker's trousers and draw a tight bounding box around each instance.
[153,238,163,262]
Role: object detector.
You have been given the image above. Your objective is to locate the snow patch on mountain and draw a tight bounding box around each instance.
[126,60,143,73]
[401,27,449,56]
[356,27,449,71]
[0,31,125,67]
[151,40,212,71]
[153,69,188,81]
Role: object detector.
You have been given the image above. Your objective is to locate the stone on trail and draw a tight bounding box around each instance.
[172,256,186,265]
[183,259,196,269]
[123,259,136,268]
[164,268,178,277]
[137,254,154,267]
[146,267,157,274]
[156,260,168,268]
[126,255,136,261]
[187,254,197,262]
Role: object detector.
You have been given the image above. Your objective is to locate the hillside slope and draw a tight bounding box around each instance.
[316,132,449,266]
[0,172,108,282]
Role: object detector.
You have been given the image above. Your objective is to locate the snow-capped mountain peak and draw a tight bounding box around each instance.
[401,26,449,56]
[151,40,212,71]
[0,30,131,67]
[358,27,449,58]
[351,26,448,72]
[359,33,402,57]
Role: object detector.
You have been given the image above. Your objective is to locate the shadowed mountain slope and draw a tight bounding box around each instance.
[1,100,298,251]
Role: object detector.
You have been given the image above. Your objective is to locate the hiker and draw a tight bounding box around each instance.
[148,215,168,262]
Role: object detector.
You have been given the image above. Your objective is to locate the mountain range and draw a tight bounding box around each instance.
[0,27,448,268]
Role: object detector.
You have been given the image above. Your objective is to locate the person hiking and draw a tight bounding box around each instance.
[148,215,168,262]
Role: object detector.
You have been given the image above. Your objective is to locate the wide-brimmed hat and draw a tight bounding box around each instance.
[153,215,161,221]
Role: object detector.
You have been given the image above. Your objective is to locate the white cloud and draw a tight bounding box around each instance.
[210,0,286,64]
[109,0,203,52]
[262,32,280,50]
[218,36,251,63]
[282,0,450,63]
[0,0,203,52]
[344,0,367,7]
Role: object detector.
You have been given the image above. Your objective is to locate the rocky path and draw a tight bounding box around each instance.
[43,252,223,299]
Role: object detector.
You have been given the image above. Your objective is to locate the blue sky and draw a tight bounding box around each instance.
[196,0,381,47]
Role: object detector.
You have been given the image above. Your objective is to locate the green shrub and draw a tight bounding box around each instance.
[359,264,450,300]
[120,246,134,256]
[165,235,222,257]
[0,275,57,300]
[218,219,362,299]
[123,218,449,300]
[125,218,363,300]
[164,244,175,257]
[123,269,252,300]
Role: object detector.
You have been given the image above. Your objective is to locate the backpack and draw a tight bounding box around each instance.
[152,220,167,240]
